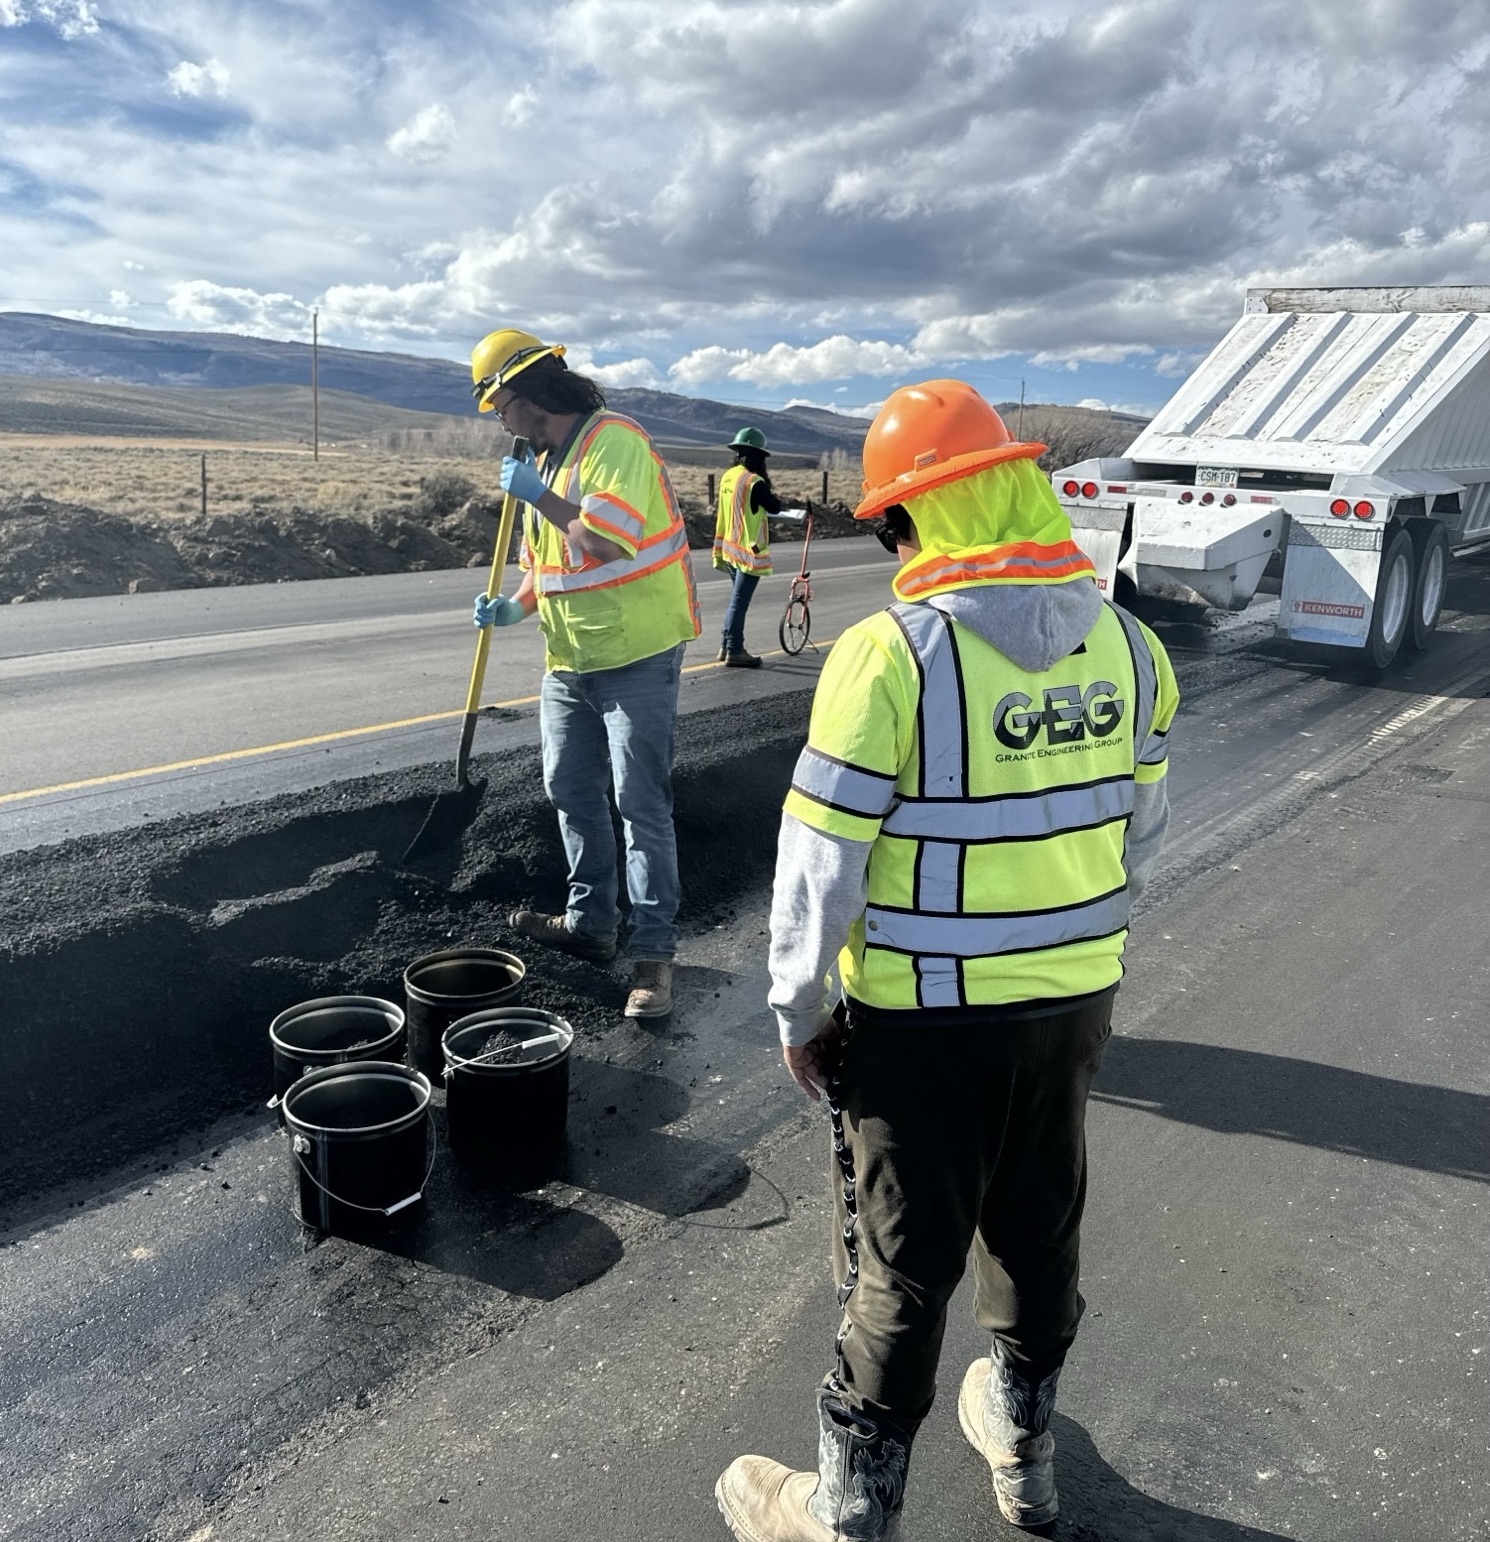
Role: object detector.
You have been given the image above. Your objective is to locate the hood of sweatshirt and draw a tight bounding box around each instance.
[924,576,1104,674]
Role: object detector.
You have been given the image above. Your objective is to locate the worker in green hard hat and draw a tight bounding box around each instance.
[713,426,784,667]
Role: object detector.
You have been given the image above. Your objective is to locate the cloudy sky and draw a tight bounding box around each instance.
[2,0,1489,416]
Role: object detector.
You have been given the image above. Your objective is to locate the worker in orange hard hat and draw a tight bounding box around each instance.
[716,381,1178,1541]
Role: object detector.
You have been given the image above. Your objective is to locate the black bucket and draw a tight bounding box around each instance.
[268,995,406,1115]
[441,1007,574,1183]
[403,948,526,1076]
[282,1061,433,1233]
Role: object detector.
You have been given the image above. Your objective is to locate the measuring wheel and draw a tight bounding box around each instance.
[779,595,811,655]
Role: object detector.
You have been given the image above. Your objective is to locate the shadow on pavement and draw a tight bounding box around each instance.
[563,1059,753,1217]
[1048,1413,1295,1541]
[1094,1037,1489,1183]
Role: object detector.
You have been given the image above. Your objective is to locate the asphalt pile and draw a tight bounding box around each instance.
[0,690,813,1214]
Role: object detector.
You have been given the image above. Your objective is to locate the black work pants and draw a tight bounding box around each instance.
[829,996,1113,1430]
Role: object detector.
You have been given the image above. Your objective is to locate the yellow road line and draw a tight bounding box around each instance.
[0,637,836,806]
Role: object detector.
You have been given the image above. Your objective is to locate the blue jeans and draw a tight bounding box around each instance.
[539,644,683,961]
[720,568,761,652]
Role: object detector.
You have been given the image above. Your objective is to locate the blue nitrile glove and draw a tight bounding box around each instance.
[473,593,524,628]
[499,454,547,507]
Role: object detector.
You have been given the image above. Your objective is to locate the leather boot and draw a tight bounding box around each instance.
[957,1339,1062,1529]
[724,647,762,668]
[715,1389,909,1542]
[624,960,674,1018]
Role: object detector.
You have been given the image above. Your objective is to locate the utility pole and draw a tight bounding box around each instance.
[1017,378,1026,440]
[312,308,320,462]
[200,453,207,516]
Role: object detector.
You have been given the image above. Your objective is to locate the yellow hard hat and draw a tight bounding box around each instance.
[470,328,567,412]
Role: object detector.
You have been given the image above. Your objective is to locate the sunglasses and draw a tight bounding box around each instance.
[873,519,902,555]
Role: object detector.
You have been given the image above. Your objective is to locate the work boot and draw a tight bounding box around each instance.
[508,909,617,963]
[717,645,729,662]
[624,960,674,1018]
[958,1340,1062,1530]
[715,1389,909,1542]
[724,648,762,668]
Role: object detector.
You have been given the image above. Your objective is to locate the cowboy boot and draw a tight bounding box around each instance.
[715,1388,909,1542]
[958,1338,1062,1529]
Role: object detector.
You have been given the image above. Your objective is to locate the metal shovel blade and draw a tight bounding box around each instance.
[401,771,487,865]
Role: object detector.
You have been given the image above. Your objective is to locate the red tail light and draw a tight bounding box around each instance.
[1221,493,1236,506]
[1179,490,1194,503]
[1062,480,1079,497]
[1200,491,1215,505]
[1080,481,1098,499]
[1330,498,1350,518]
[1353,501,1374,520]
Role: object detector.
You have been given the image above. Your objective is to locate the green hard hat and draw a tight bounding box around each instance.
[728,426,769,453]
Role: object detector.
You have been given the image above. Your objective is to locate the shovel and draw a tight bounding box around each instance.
[402,435,531,863]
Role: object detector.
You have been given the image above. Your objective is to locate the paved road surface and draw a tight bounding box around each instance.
[1,554,1487,1541]
[0,540,888,850]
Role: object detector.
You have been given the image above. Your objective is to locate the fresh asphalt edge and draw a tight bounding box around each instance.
[0,689,816,1215]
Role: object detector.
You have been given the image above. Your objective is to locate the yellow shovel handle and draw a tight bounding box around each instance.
[463,440,529,716]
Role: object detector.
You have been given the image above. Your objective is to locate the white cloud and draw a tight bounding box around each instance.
[166,58,230,99]
[671,336,921,387]
[583,356,664,389]
[166,280,311,339]
[1,0,97,38]
[1076,397,1110,411]
[503,88,537,127]
[387,105,456,163]
[108,289,132,307]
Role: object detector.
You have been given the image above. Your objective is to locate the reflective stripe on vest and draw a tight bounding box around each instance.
[845,600,1152,1009]
[791,745,900,820]
[714,465,771,574]
[534,412,692,597]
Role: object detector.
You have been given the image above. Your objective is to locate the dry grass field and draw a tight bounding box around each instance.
[0,394,1138,604]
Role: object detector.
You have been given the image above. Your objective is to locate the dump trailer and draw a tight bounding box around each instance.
[1053,286,1490,667]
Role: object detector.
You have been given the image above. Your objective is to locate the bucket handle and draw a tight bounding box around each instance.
[443,1030,565,1079]
[290,1127,435,1219]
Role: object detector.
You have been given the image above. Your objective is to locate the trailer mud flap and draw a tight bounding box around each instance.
[1070,525,1121,596]
[1279,522,1382,645]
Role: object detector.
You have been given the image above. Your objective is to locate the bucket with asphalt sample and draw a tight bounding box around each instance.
[281,1061,433,1232]
[268,995,406,1116]
[441,1007,573,1181]
[403,947,526,1076]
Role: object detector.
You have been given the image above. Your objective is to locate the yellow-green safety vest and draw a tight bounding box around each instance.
[783,599,1178,1010]
[522,411,701,674]
[713,465,773,576]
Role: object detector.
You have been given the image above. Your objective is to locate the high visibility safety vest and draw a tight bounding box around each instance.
[783,599,1179,1011]
[521,411,701,674]
[713,466,773,576]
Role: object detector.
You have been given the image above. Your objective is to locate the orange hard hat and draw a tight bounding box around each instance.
[853,380,1045,519]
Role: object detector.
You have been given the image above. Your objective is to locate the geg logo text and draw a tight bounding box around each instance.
[992,682,1125,750]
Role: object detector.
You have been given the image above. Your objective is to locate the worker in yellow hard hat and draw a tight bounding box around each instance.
[715,382,1178,1541]
[712,426,784,666]
[469,328,701,1018]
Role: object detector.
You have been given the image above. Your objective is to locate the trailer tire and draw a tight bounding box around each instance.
[1406,521,1450,651]
[1366,526,1415,670]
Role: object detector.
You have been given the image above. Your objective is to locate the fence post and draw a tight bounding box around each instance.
[200,453,207,517]
[706,473,715,507]
[821,469,829,503]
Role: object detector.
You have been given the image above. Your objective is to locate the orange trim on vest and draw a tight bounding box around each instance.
[894,540,1096,599]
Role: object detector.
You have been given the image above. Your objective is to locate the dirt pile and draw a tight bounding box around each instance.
[0,690,813,1213]
[0,489,864,604]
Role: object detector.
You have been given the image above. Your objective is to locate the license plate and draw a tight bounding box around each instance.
[1196,466,1239,488]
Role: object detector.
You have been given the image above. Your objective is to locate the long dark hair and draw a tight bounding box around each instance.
[507,354,607,415]
[733,445,772,487]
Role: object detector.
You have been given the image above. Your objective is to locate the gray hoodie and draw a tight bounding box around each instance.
[766,578,1171,1045]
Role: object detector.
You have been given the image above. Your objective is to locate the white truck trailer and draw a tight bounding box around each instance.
[1052,286,1490,667]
